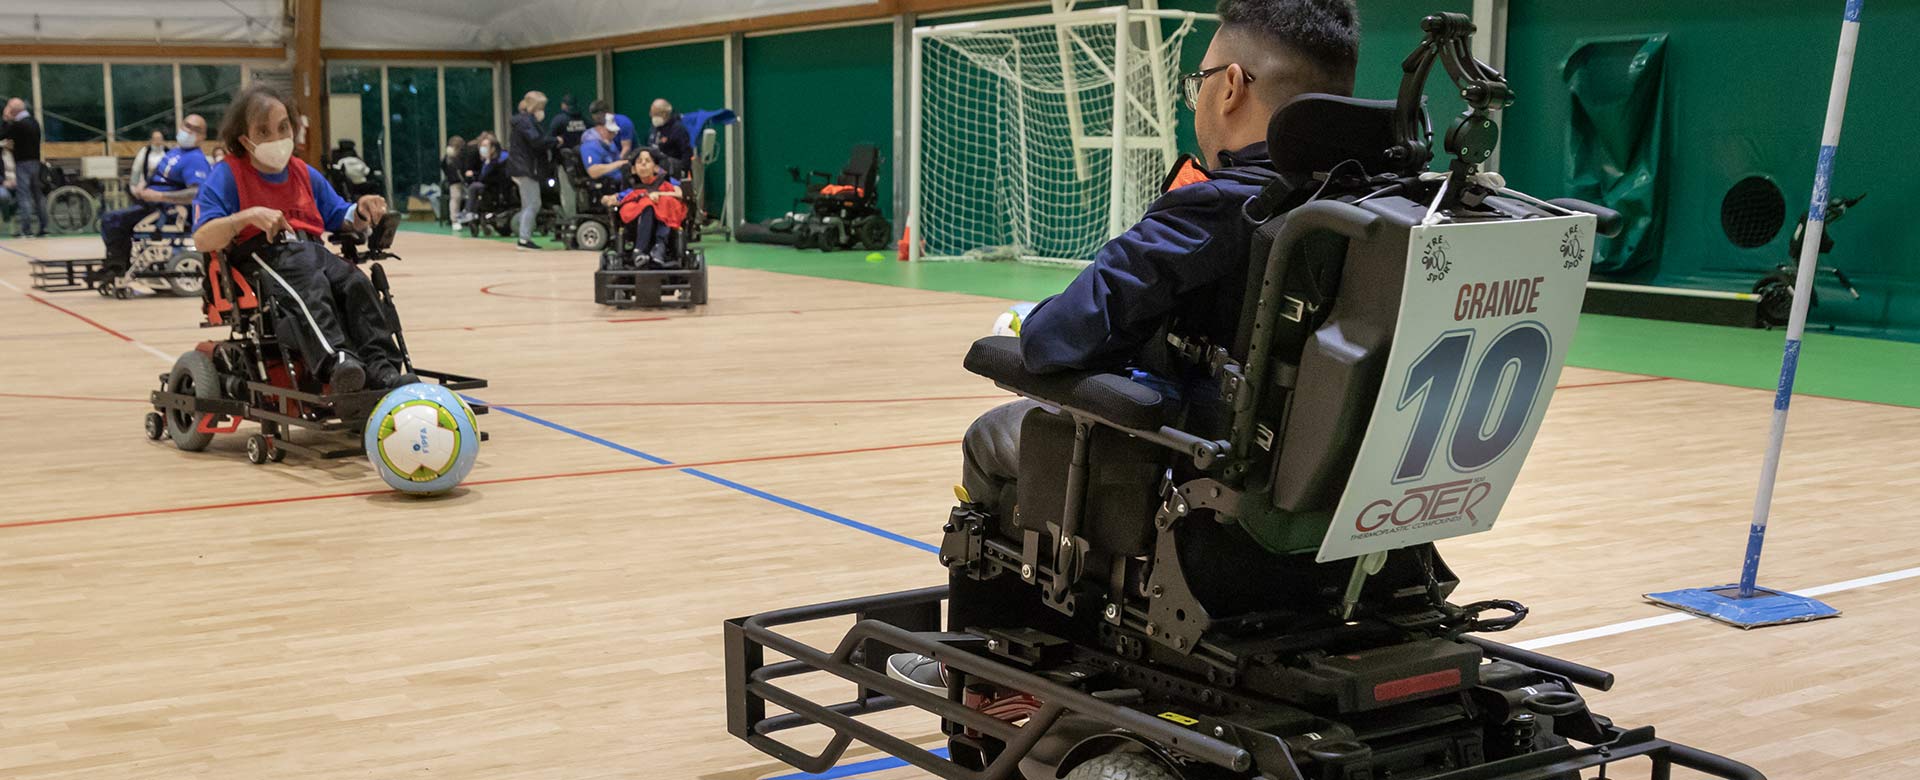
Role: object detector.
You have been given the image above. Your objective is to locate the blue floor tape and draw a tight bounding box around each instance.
[1645,584,1840,628]
[767,748,948,780]
[469,397,936,554]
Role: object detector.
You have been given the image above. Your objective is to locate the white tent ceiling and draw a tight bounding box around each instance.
[0,0,877,52]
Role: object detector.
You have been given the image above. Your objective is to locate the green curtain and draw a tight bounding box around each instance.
[1562,35,1667,274]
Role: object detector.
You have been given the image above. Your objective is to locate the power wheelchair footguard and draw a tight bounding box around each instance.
[721,15,1764,780]
[592,211,709,310]
[30,205,207,298]
[143,214,490,465]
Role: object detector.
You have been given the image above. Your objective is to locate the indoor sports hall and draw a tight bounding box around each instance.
[0,1,1914,778]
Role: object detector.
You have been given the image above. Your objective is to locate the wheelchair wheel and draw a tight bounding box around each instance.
[47,185,99,233]
[143,412,164,441]
[246,434,271,465]
[1063,753,1176,780]
[168,251,206,296]
[856,217,892,251]
[575,219,609,252]
[164,351,221,452]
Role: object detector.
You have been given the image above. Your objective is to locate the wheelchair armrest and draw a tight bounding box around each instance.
[1547,198,1622,238]
[963,336,1176,431]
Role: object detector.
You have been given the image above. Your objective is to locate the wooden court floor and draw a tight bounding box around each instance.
[0,231,1913,778]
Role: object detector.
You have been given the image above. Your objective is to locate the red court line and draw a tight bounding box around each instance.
[1556,376,1671,391]
[24,294,134,342]
[0,438,960,532]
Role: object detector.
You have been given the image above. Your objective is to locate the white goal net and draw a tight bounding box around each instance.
[908,7,1211,266]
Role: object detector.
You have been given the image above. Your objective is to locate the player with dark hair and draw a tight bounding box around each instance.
[891,0,1363,692]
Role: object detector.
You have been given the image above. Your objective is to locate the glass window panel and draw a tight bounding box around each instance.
[40,63,107,143]
[112,64,174,142]
[444,67,495,146]
[0,63,30,111]
[326,64,385,188]
[180,64,242,139]
[386,66,438,215]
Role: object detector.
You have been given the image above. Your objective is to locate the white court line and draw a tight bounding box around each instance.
[0,277,20,291]
[0,243,170,362]
[1513,564,1920,651]
[131,340,173,362]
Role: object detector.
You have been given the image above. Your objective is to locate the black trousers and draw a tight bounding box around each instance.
[623,207,671,255]
[252,241,400,376]
[100,202,162,274]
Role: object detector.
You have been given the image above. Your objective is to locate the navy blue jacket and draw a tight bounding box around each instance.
[1021,144,1277,373]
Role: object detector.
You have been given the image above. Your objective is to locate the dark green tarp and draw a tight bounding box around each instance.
[1562,35,1667,275]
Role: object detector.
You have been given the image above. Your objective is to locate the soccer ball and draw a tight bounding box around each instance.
[364,383,480,495]
[991,302,1038,337]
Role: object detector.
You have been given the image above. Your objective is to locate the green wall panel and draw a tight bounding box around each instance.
[1502,0,1920,341]
[743,23,894,223]
[613,41,728,215]
[510,55,599,120]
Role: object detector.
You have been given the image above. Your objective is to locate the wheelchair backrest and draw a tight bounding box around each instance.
[1228,98,1598,561]
[202,252,260,327]
[838,144,879,195]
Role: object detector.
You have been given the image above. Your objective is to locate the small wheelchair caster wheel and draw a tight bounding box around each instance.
[113,287,132,300]
[246,433,271,465]
[143,411,165,441]
[268,443,287,463]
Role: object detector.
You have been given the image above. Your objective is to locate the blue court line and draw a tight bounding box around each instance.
[466,396,937,554]
[681,469,940,554]
[767,748,947,780]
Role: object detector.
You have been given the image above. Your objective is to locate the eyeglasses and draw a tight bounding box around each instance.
[1181,64,1254,111]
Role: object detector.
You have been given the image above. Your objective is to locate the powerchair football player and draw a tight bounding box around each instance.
[722,11,1766,780]
[592,147,707,309]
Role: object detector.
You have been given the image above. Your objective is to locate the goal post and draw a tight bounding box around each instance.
[908,7,1213,266]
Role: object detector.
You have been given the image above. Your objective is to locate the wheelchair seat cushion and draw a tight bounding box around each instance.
[964,336,1175,431]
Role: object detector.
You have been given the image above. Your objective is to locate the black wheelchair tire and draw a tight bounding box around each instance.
[857,217,892,251]
[47,185,99,233]
[1062,753,1176,780]
[575,220,609,252]
[169,251,207,296]
[165,350,221,452]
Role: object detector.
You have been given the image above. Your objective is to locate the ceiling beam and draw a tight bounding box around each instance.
[0,41,283,59]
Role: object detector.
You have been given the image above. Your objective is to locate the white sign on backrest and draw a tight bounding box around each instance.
[1317,214,1596,563]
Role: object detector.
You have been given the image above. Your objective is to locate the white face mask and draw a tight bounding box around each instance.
[446,146,457,156]
[535,110,545,121]
[248,136,295,171]
[177,129,198,148]
[14,110,28,121]
[651,115,667,128]
[479,144,494,157]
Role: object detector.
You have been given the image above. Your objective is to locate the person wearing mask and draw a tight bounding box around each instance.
[129,129,171,198]
[454,132,510,228]
[2,98,49,237]
[587,99,635,158]
[646,99,694,176]
[440,135,467,224]
[192,84,407,393]
[96,114,212,284]
[580,116,625,182]
[598,147,685,267]
[506,91,553,251]
[548,94,585,152]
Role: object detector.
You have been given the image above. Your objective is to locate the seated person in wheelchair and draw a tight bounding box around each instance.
[888,0,1361,691]
[588,100,637,158]
[645,99,693,176]
[580,115,627,182]
[191,84,409,394]
[97,114,210,282]
[454,132,510,226]
[599,147,686,267]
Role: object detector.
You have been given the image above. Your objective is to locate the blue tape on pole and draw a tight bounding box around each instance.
[1809,146,1837,221]
[1774,339,1801,411]
[1845,0,1863,22]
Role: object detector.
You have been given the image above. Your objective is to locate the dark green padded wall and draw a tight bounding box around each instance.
[1501,1,1920,340]
[509,55,599,119]
[613,41,729,215]
[743,23,894,223]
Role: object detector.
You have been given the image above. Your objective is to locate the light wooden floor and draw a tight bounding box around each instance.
[0,232,1913,779]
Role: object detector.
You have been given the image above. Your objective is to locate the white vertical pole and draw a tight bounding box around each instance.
[173,64,185,129]
[906,27,926,261]
[103,63,118,150]
[724,32,745,231]
[29,62,42,130]
[1139,0,1177,166]
[1738,0,1864,598]
[436,66,447,151]
[891,14,912,237]
[379,65,394,207]
[1105,6,1131,239]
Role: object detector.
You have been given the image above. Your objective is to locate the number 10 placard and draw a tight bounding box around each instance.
[1317,214,1596,563]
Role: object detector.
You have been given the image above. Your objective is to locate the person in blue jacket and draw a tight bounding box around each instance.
[96,114,211,283]
[887,0,1364,693]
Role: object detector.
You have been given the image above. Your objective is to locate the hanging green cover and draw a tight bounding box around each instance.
[1562,35,1667,275]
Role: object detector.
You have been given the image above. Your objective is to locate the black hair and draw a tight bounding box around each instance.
[560,93,576,109]
[588,99,611,115]
[1215,0,1360,95]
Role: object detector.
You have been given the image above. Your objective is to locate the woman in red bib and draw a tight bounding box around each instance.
[193,85,408,392]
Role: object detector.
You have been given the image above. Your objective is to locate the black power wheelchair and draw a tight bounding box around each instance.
[723,15,1764,780]
[592,199,708,310]
[788,143,892,251]
[144,214,488,464]
[553,148,621,252]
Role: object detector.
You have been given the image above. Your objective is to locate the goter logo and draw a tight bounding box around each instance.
[1353,477,1493,535]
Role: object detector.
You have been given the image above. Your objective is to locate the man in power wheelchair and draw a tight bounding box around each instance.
[92,113,211,298]
[553,137,624,252]
[143,84,486,464]
[592,148,707,309]
[722,6,1765,780]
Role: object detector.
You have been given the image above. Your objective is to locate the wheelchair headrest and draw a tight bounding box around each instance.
[1267,93,1424,177]
[841,144,879,188]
